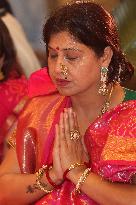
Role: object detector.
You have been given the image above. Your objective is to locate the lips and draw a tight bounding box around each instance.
[55,78,71,86]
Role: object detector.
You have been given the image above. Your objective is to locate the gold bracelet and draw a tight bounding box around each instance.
[36,165,53,193]
[75,168,91,194]
[63,162,85,179]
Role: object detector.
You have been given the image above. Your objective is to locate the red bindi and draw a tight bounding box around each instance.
[56,47,60,50]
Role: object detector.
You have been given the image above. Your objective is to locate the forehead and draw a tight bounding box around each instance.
[49,31,81,48]
[48,31,93,54]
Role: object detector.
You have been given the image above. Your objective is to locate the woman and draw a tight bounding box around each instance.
[0,0,41,77]
[0,19,27,163]
[0,2,136,205]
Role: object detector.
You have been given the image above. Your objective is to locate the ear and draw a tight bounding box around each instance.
[100,46,113,67]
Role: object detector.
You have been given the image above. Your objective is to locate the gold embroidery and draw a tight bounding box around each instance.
[102,135,136,161]
[7,129,16,149]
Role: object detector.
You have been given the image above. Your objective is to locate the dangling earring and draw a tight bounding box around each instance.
[98,66,108,96]
[60,63,68,79]
[117,65,122,83]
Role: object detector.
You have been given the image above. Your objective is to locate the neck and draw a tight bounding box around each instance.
[69,84,123,136]
[71,83,124,116]
[70,86,107,117]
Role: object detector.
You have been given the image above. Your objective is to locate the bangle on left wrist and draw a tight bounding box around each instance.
[46,165,62,188]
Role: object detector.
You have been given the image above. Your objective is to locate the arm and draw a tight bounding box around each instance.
[0,148,60,205]
[68,168,136,205]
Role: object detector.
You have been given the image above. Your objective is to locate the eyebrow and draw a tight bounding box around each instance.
[48,45,82,52]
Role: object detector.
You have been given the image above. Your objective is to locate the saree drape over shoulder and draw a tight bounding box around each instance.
[15,68,136,205]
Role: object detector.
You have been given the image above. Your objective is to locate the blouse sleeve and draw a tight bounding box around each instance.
[98,101,136,183]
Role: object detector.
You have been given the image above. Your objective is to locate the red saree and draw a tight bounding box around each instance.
[0,74,27,162]
[15,68,136,205]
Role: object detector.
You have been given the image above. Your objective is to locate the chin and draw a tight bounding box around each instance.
[57,88,77,97]
[58,90,71,96]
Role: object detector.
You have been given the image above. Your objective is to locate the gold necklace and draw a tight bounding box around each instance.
[100,84,114,115]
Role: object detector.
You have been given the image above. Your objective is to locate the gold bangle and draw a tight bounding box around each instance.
[63,162,85,179]
[36,165,53,193]
[75,168,91,194]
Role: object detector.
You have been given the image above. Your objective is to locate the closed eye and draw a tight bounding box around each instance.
[49,54,58,59]
[65,56,78,61]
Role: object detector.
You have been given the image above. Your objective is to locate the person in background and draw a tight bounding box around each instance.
[0,0,41,78]
[0,19,28,163]
[0,1,136,205]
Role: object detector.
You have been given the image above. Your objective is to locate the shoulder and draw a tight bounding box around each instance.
[0,76,27,106]
[3,75,27,86]
[19,92,63,119]
[108,100,136,137]
[19,68,61,120]
[110,100,136,121]
[28,68,57,98]
[5,75,27,95]
[110,98,136,118]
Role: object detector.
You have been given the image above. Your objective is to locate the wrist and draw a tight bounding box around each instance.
[67,165,87,182]
[49,168,63,186]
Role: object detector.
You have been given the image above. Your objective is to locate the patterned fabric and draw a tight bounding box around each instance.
[85,100,136,183]
[15,68,136,204]
[0,75,27,162]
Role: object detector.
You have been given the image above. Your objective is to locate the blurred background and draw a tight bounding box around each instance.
[9,0,136,89]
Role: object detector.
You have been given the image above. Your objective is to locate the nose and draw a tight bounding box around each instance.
[54,58,63,74]
[55,64,61,74]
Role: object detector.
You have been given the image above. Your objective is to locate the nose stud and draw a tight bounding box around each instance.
[60,63,68,79]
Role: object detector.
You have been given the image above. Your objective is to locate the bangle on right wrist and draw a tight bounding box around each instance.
[75,167,91,194]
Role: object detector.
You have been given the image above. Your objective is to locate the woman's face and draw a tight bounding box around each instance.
[48,31,106,96]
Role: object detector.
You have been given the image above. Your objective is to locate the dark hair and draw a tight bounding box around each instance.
[0,18,16,81]
[0,0,13,16]
[43,1,134,84]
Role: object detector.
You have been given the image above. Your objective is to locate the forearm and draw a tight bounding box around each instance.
[68,169,136,205]
[0,171,56,205]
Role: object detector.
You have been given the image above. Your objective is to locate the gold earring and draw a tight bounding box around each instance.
[60,63,68,79]
[98,67,108,96]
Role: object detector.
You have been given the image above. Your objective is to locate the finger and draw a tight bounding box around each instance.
[53,124,60,157]
[64,108,71,145]
[73,111,79,130]
[59,112,68,148]
[55,124,60,148]
[68,107,75,132]
[59,112,65,139]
